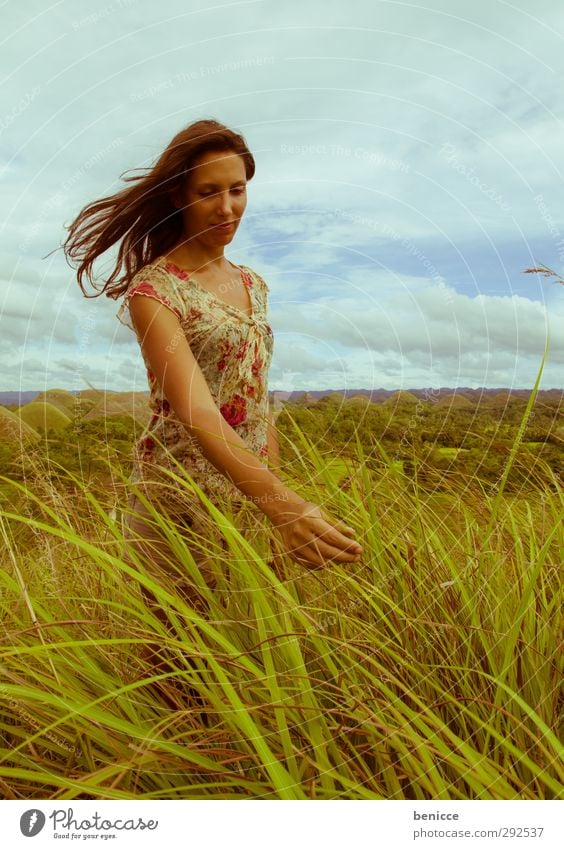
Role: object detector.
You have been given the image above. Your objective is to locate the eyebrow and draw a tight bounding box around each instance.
[197,180,246,188]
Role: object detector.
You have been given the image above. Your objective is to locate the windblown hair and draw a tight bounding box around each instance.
[61,118,255,300]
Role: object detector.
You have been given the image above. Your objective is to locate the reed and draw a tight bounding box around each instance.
[0,369,561,799]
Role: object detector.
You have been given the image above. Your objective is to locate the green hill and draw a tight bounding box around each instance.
[33,388,77,415]
[485,391,519,407]
[344,395,372,409]
[437,393,474,409]
[82,391,150,423]
[0,406,40,442]
[384,391,420,406]
[17,401,72,433]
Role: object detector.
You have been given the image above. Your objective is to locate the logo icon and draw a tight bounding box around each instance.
[20,810,46,837]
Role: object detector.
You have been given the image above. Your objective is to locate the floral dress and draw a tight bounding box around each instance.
[115,255,275,527]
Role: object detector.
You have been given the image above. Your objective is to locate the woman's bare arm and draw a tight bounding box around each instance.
[266,408,283,477]
[128,295,363,566]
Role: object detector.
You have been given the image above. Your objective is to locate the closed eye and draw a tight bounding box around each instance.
[199,188,246,197]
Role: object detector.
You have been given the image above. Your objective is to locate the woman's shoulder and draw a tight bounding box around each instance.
[127,256,176,290]
[240,264,269,293]
[116,258,185,329]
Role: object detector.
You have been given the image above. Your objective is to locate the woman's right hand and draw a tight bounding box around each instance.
[269,499,363,570]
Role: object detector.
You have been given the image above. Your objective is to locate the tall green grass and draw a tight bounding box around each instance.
[0,390,562,799]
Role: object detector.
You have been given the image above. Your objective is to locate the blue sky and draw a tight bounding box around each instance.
[2,0,564,393]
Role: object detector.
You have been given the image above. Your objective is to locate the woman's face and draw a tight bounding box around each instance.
[175,149,248,247]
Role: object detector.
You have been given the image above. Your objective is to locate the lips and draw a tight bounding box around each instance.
[213,222,235,229]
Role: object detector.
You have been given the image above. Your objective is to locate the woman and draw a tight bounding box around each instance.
[63,118,362,693]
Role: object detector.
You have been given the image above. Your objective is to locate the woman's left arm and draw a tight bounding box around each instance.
[266,407,283,477]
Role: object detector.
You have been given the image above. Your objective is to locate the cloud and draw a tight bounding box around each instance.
[264,269,561,387]
[2,0,563,392]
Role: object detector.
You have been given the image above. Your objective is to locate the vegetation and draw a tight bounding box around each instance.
[276,390,563,494]
[0,374,562,799]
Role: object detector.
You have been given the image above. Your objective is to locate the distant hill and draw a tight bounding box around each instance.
[0,406,40,442]
[0,391,44,406]
[437,393,474,408]
[384,390,420,405]
[33,388,78,415]
[0,388,148,407]
[82,390,151,422]
[483,391,524,406]
[18,401,72,433]
[268,388,563,405]
[344,395,372,408]
[1,389,149,416]
[3,387,562,418]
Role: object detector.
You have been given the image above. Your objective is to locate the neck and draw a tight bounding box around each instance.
[168,237,229,273]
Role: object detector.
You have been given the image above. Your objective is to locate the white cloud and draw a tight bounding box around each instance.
[263,270,562,388]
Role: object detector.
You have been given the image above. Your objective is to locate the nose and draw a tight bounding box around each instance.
[215,191,234,217]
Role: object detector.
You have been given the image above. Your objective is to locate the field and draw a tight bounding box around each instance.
[0,384,562,800]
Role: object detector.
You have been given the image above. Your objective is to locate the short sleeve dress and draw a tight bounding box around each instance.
[115,255,275,527]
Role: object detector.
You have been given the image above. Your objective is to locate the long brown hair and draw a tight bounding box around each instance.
[60,118,255,300]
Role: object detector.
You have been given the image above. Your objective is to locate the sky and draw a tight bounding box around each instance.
[2,0,564,394]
